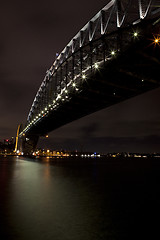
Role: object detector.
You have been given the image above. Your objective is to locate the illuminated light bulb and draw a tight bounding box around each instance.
[45,107,47,111]
[82,74,86,79]
[94,63,99,69]
[65,90,68,93]
[133,32,138,37]
[154,38,159,43]
[72,83,76,87]
[152,35,160,45]
[111,51,115,56]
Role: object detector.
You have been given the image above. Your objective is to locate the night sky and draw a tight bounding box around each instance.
[1,0,160,153]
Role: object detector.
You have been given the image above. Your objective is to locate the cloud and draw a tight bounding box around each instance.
[38,134,160,153]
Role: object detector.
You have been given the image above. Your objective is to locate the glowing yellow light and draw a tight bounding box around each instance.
[46,135,48,138]
[82,74,86,79]
[152,35,160,46]
[72,83,76,87]
[154,38,159,43]
[111,51,115,55]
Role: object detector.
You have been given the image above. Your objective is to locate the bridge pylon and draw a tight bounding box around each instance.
[19,134,39,155]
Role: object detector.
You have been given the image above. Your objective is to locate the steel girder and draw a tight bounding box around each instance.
[20,0,159,137]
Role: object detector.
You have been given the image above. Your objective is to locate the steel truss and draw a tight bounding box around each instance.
[20,0,159,136]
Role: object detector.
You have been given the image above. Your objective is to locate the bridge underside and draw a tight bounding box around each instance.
[25,32,160,143]
[19,0,160,154]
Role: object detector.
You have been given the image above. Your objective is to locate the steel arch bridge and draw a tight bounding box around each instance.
[18,0,160,154]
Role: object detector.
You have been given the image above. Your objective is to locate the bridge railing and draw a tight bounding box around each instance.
[19,0,159,136]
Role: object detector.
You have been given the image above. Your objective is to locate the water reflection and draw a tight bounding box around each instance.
[0,156,160,239]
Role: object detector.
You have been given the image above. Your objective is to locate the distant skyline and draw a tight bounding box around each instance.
[0,0,160,153]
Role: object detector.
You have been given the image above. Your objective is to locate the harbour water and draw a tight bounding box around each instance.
[0,156,160,239]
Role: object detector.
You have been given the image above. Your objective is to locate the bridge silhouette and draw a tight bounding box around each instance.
[18,0,160,154]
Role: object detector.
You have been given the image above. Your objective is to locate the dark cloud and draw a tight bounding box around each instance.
[80,123,99,138]
[37,87,160,152]
[40,134,160,154]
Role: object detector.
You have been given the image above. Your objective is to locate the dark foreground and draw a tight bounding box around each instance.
[0,156,160,239]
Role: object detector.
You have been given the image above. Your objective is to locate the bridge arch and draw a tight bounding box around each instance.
[19,0,160,154]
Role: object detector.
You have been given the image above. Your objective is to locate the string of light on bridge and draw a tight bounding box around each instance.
[20,29,155,137]
[19,1,160,138]
[20,29,160,137]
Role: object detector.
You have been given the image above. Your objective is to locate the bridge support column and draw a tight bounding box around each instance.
[20,134,39,155]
